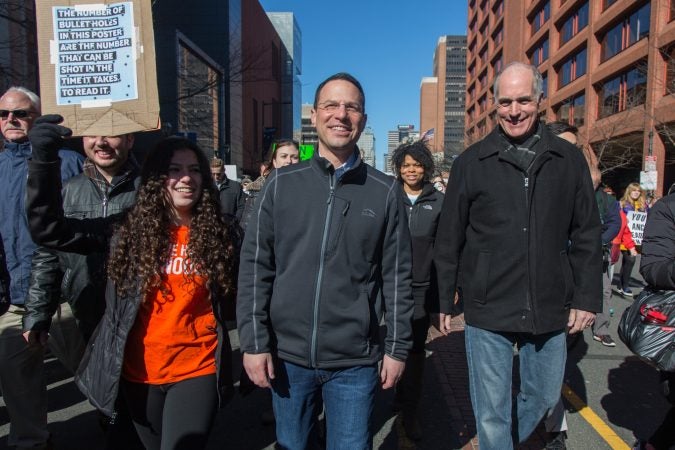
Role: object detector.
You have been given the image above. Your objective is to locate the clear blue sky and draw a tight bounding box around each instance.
[259,0,468,172]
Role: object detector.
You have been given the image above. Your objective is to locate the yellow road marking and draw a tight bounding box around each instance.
[562,383,630,450]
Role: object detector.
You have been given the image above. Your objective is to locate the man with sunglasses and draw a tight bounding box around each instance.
[0,87,84,449]
[433,63,602,449]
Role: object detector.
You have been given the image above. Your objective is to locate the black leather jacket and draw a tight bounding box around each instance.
[76,277,234,416]
[23,161,139,339]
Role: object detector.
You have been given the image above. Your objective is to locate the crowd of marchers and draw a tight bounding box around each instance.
[0,61,672,450]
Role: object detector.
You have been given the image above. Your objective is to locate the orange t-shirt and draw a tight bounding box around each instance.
[122,226,218,384]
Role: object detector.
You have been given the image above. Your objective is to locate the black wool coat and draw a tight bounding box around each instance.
[434,125,602,334]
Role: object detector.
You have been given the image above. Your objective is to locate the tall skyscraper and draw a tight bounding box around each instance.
[420,35,467,160]
[267,12,302,142]
[464,0,675,194]
[357,126,376,167]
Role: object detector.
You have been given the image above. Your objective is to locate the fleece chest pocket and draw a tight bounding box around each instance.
[324,196,351,258]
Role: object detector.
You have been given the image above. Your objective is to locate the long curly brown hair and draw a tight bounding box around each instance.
[107,137,239,304]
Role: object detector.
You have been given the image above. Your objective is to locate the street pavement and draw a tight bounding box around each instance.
[0,263,671,449]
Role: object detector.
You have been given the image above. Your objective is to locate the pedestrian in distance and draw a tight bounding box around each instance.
[211,156,245,221]
[237,72,414,449]
[433,62,602,450]
[615,182,650,297]
[390,140,443,441]
[26,126,240,450]
[239,138,300,231]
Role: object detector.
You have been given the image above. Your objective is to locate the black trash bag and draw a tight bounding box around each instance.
[618,288,675,371]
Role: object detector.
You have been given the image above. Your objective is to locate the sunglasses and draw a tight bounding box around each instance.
[0,109,35,119]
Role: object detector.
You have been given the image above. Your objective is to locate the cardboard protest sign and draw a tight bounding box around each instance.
[35,1,159,136]
[627,210,647,246]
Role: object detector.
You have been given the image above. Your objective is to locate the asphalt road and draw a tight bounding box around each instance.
[0,258,671,449]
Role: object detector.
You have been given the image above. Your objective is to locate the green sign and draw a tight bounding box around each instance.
[299,144,314,161]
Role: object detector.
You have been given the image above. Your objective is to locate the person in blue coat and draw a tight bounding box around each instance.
[0,86,83,449]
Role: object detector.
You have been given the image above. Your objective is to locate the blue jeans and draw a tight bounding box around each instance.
[271,360,378,450]
[465,325,566,450]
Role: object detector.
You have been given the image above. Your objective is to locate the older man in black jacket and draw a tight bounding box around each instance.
[433,62,602,450]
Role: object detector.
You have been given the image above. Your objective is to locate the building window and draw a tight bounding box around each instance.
[493,0,504,17]
[479,94,487,113]
[477,119,487,137]
[479,71,487,91]
[542,72,548,99]
[601,3,650,62]
[492,53,504,78]
[666,46,675,95]
[531,1,551,34]
[493,26,504,47]
[468,107,475,121]
[671,0,675,21]
[177,38,222,154]
[530,38,549,66]
[480,0,489,18]
[556,94,585,127]
[604,0,617,10]
[468,85,476,102]
[598,64,648,118]
[469,63,476,78]
[559,2,589,45]
[470,18,478,36]
[558,47,587,87]
[479,48,487,66]
[480,24,488,43]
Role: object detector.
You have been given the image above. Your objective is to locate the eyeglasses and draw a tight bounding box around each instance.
[0,109,35,119]
[318,101,363,115]
[495,97,536,109]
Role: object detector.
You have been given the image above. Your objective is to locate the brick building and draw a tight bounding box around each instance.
[420,35,467,160]
[464,0,675,195]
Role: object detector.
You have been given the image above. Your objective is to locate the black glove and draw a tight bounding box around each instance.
[27,115,72,162]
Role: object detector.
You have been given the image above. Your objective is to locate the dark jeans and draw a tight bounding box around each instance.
[121,374,218,450]
[618,250,637,290]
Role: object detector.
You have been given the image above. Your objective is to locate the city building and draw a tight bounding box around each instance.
[385,125,419,173]
[267,12,302,143]
[358,126,376,167]
[420,35,467,160]
[464,0,675,195]
[300,103,318,150]
[0,2,38,95]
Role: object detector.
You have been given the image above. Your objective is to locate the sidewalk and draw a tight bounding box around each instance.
[424,314,549,450]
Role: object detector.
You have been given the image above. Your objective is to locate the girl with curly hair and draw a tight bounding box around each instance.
[76,137,239,450]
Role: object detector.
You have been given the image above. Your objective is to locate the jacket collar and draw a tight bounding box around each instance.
[401,181,438,205]
[311,146,363,180]
[478,123,564,161]
[3,140,32,157]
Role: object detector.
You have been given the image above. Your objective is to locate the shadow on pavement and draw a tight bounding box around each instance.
[601,356,671,443]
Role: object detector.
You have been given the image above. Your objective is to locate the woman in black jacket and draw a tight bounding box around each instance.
[73,138,239,450]
[637,193,675,450]
[390,140,443,441]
